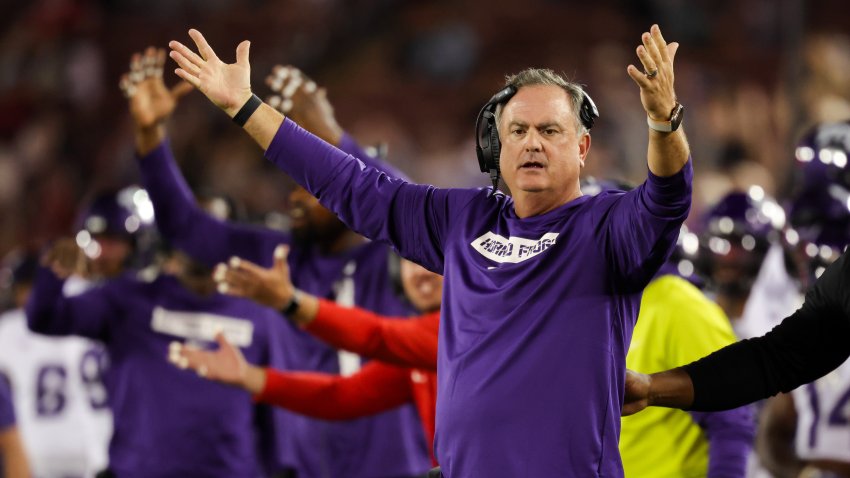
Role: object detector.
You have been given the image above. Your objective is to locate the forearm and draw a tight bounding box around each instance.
[647,367,695,409]
[305,301,438,368]
[242,364,267,395]
[305,299,395,357]
[684,306,850,411]
[26,267,112,339]
[25,268,69,335]
[287,292,319,327]
[138,138,287,266]
[647,128,690,177]
[135,123,167,157]
[137,138,211,254]
[242,102,284,151]
[253,365,409,420]
[0,428,30,478]
[691,407,754,478]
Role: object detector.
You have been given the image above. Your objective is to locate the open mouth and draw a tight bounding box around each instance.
[520,161,545,169]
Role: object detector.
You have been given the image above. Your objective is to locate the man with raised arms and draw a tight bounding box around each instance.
[169,24,691,477]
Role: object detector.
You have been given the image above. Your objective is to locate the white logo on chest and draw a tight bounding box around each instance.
[151,307,254,347]
[471,231,559,264]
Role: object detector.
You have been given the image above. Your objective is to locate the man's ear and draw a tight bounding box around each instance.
[578,133,591,168]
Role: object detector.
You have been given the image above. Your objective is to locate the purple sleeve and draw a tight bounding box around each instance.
[599,160,692,286]
[137,140,289,268]
[25,267,115,341]
[265,119,480,272]
[0,379,14,430]
[690,406,755,478]
[337,133,410,182]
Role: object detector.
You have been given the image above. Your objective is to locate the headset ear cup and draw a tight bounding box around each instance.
[490,127,501,175]
[580,92,599,130]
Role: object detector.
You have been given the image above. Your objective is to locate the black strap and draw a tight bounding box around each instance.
[232,94,262,127]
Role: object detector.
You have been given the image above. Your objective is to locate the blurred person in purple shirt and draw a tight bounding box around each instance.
[26,234,293,478]
[169,22,691,477]
[122,47,430,477]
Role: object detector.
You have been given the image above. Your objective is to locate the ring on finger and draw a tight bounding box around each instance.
[644,68,658,78]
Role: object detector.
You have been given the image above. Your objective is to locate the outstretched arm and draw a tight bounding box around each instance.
[214,246,439,369]
[601,25,693,286]
[169,30,475,271]
[625,252,850,414]
[169,332,412,420]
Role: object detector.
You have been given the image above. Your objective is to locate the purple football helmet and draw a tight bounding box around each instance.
[698,188,786,297]
[75,186,157,277]
[784,121,850,286]
[790,120,850,228]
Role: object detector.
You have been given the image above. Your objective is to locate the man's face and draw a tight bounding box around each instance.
[89,234,132,279]
[498,85,590,201]
[288,186,347,244]
[400,259,443,313]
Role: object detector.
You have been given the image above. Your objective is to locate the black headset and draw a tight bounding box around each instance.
[474,84,599,190]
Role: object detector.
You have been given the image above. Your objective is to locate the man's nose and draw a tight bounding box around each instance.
[523,129,543,151]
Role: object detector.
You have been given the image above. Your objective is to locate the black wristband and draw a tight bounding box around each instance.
[232,94,262,127]
[280,290,301,316]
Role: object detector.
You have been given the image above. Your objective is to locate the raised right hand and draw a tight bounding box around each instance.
[42,238,88,279]
[212,245,295,310]
[120,47,193,130]
[168,29,253,118]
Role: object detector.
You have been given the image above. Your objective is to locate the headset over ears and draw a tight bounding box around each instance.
[474,84,599,190]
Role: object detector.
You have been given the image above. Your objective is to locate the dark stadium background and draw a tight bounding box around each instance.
[0,0,848,259]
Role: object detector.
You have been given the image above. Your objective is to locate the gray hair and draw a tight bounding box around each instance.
[496,68,589,135]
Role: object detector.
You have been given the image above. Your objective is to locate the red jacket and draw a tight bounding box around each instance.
[256,300,440,464]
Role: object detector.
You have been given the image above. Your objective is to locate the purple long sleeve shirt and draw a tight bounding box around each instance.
[0,377,14,431]
[26,268,296,478]
[689,408,754,477]
[138,138,429,477]
[265,119,693,477]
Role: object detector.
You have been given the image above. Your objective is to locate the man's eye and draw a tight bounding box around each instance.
[544,129,558,135]
[512,129,525,135]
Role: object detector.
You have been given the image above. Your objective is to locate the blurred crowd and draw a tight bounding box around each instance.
[0,0,848,258]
